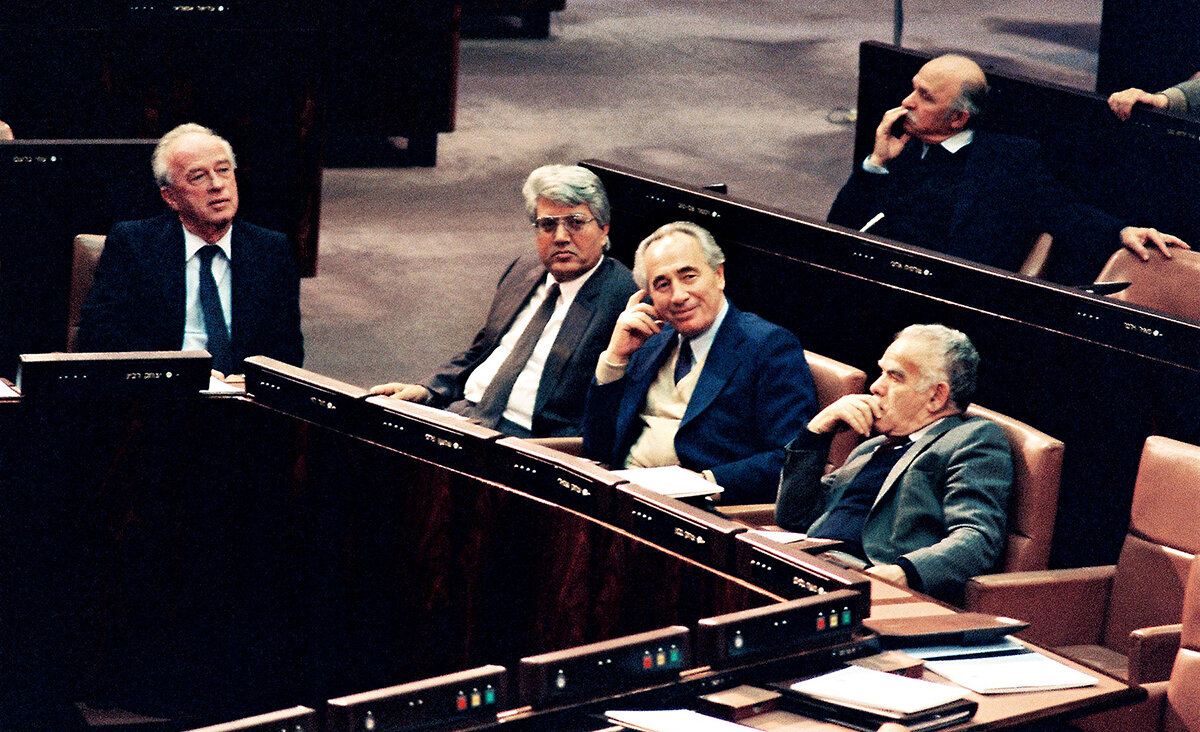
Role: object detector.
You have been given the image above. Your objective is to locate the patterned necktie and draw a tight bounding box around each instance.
[198,244,233,375]
[474,282,561,428]
[674,336,694,383]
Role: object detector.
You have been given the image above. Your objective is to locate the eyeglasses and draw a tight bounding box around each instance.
[533,214,596,234]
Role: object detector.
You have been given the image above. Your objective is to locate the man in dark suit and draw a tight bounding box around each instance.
[582,221,817,505]
[370,164,637,438]
[775,324,1012,603]
[77,123,303,375]
[828,53,1187,284]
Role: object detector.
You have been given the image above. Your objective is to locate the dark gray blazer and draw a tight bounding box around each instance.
[776,414,1013,601]
[422,252,636,437]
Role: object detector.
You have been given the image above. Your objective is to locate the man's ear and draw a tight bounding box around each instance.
[160,186,180,212]
[949,109,970,131]
[928,381,952,412]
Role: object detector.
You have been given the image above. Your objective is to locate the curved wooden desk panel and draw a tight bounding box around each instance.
[0,394,776,725]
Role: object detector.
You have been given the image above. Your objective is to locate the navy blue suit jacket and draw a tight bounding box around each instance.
[77,213,304,370]
[583,303,817,504]
[828,131,1124,284]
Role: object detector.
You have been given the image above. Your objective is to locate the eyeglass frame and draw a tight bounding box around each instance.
[532,213,598,235]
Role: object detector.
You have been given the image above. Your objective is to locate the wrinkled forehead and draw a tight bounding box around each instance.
[881,336,938,379]
[645,233,707,276]
[168,134,230,170]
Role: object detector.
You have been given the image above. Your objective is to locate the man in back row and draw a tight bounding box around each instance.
[78,123,304,375]
[776,324,1012,604]
[829,53,1187,284]
[583,221,816,505]
[371,164,637,438]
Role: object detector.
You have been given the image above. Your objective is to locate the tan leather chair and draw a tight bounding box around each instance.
[965,404,1063,573]
[67,234,106,352]
[966,435,1200,687]
[1070,552,1200,732]
[1093,247,1200,322]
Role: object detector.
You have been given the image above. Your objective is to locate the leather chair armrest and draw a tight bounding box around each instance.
[1127,624,1183,685]
[714,503,777,527]
[526,436,586,457]
[963,565,1116,648]
[1071,680,1167,732]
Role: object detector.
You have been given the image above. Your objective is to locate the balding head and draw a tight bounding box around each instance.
[901,54,990,143]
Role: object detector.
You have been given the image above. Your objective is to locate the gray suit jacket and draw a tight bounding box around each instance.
[422,252,637,437]
[776,414,1012,601]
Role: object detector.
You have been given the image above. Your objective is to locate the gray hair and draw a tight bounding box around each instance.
[632,221,725,290]
[895,323,979,410]
[522,164,611,227]
[152,123,236,187]
[941,54,990,127]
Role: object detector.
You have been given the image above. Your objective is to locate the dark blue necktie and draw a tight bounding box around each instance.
[198,244,233,375]
[674,337,694,384]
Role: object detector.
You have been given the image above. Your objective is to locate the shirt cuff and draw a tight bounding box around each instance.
[595,351,628,384]
[894,556,924,592]
[1161,86,1188,112]
[862,155,889,174]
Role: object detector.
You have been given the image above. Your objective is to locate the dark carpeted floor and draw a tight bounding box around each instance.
[302,0,1102,389]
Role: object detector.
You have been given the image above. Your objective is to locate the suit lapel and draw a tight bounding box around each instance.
[680,305,744,427]
[494,265,546,341]
[534,261,606,415]
[871,414,965,509]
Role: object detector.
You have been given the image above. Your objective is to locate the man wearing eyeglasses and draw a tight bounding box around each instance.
[77,123,303,379]
[370,164,637,438]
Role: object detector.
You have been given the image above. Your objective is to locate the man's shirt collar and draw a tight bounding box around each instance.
[182,223,233,261]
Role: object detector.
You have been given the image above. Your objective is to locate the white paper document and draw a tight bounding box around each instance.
[612,465,724,498]
[606,709,753,732]
[926,652,1097,694]
[789,665,967,715]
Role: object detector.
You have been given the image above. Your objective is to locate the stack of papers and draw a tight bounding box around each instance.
[613,466,723,498]
[925,651,1097,694]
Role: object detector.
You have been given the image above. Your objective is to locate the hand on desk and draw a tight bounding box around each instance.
[865,563,909,588]
[369,382,433,403]
[211,369,245,385]
[1107,87,1169,121]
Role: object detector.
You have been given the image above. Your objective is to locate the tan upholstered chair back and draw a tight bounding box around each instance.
[1104,436,1200,655]
[964,404,1063,573]
[68,234,106,352]
[1095,247,1200,323]
[1165,554,1200,732]
[803,351,867,471]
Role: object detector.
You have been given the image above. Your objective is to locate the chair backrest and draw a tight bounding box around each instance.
[1094,247,1200,322]
[1104,436,1200,654]
[67,234,106,352]
[1166,554,1200,732]
[803,350,867,470]
[965,404,1064,573]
